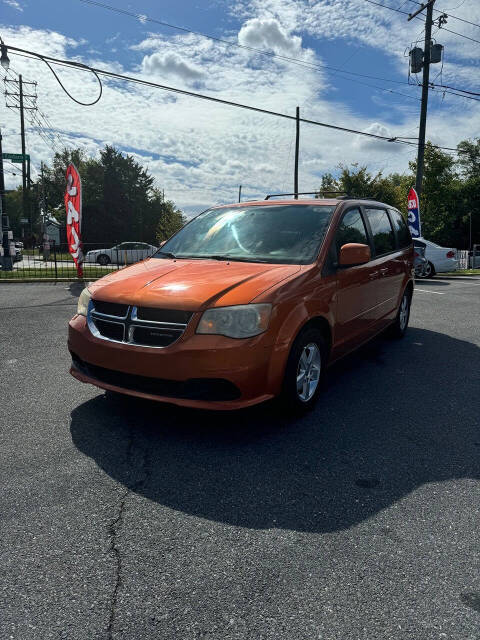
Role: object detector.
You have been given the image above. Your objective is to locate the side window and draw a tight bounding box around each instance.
[389,208,412,248]
[364,208,396,256]
[335,208,369,255]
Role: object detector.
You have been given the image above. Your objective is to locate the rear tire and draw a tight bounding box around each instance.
[389,288,411,339]
[279,326,327,415]
[97,254,110,266]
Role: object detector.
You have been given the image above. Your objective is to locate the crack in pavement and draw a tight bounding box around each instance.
[106,425,150,639]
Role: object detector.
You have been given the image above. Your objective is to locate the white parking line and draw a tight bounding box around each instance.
[414,288,445,295]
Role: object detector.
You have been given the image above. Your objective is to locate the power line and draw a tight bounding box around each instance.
[363,0,412,16]
[4,42,470,155]
[363,0,480,43]
[440,25,480,44]
[409,0,480,29]
[4,67,74,152]
[430,80,480,96]
[429,85,480,101]
[78,0,419,90]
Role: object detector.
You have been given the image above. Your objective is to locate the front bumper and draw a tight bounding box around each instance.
[68,314,278,410]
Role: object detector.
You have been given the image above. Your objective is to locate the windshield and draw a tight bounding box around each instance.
[153,204,336,264]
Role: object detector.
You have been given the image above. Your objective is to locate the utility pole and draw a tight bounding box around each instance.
[469,211,472,251]
[18,74,29,230]
[0,129,5,218]
[40,161,46,240]
[408,0,436,201]
[294,106,300,199]
[238,185,242,203]
[4,75,37,234]
[0,128,13,270]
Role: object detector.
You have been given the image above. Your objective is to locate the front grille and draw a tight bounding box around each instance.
[92,300,129,317]
[71,352,241,401]
[136,307,193,324]
[88,300,191,348]
[94,318,124,341]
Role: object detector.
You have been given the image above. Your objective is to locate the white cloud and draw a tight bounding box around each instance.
[1,20,478,217]
[4,0,23,11]
[353,122,398,154]
[238,17,301,54]
[141,51,204,82]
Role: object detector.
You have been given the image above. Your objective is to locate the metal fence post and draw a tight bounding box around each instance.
[53,242,58,279]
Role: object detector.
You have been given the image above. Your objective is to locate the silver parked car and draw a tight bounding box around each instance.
[84,242,158,266]
[413,240,427,278]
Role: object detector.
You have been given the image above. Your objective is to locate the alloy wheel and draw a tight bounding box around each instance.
[296,343,321,402]
[399,293,409,331]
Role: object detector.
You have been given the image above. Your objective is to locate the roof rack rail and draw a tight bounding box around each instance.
[264,191,346,200]
[336,195,378,200]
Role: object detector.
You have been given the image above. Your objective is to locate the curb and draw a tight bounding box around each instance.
[432,275,480,281]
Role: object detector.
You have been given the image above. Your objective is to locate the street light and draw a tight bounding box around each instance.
[1,44,10,71]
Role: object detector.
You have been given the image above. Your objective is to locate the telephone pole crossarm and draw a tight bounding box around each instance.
[408,0,435,21]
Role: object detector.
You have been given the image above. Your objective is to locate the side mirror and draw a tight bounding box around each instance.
[339,243,371,267]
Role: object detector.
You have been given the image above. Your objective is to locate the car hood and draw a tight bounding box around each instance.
[88,258,301,310]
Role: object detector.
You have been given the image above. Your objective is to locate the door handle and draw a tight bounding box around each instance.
[368,271,379,280]
[380,267,389,276]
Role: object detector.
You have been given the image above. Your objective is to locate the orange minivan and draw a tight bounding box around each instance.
[69,197,414,412]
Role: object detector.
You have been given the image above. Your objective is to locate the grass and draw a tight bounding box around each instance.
[0,266,116,279]
[23,250,75,261]
[442,269,480,276]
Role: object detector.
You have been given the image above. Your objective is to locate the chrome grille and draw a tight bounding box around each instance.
[87,300,191,348]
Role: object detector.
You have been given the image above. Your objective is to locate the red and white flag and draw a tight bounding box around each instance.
[65,164,83,277]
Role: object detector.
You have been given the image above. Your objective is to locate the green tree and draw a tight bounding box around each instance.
[155,196,188,242]
[317,140,480,247]
[457,138,480,180]
[408,143,462,245]
[4,187,24,239]
[34,145,185,247]
[318,164,405,211]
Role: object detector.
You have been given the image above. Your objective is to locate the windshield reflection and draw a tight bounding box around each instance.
[153,205,336,265]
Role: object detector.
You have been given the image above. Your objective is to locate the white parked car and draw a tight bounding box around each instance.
[416,238,458,278]
[84,242,158,266]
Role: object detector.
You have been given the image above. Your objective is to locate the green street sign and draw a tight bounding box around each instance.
[2,152,30,163]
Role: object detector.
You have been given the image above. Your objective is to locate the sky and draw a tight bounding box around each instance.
[1,0,479,216]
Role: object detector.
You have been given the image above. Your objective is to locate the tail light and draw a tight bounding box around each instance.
[446,250,455,259]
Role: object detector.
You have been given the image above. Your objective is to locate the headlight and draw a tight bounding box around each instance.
[77,287,91,316]
[196,304,272,339]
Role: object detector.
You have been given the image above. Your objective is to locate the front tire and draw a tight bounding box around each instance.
[389,288,411,339]
[280,327,327,414]
[423,261,435,278]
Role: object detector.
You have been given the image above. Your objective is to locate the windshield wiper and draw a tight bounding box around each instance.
[207,255,270,263]
[156,250,177,259]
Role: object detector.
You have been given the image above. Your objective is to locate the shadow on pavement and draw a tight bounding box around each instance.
[70,328,480,533]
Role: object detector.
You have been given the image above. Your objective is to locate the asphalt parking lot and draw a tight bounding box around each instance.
[1,279,479,640]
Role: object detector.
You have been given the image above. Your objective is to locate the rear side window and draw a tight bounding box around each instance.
[365,208,396,255]
[389,209,412,248]
[335,208,369,254]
